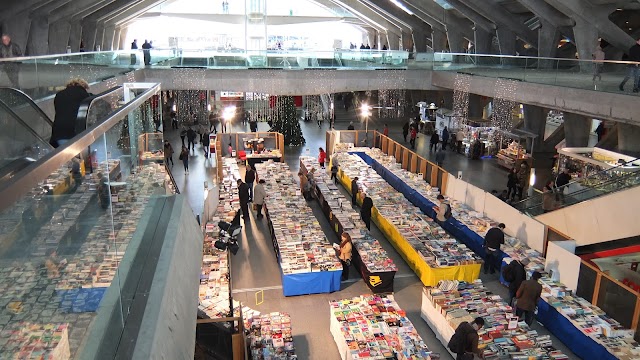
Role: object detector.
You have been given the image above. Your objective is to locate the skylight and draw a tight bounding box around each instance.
[389,0,414,15]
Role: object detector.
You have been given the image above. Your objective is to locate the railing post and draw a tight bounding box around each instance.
[592,272,603,305]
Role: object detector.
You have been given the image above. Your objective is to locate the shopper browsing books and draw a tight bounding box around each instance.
[449,317,485,360]
[483,223,505,274]
[334,232,353,281]
[502,257,529,305]
[236,179,251,222]
[432,194,451,222]
[330,164,338,184]
[360,193,373,230]
[318,147,326,168]
[351,176,359,206]
[516,271,543,325]
[253,179,267,219]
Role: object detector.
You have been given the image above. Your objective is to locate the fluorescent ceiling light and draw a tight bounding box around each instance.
[389,0,414,15]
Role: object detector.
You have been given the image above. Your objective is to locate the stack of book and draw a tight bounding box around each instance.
[255,161,341,274]
[424,280,569,359]
[539,277,639,359]
[0,322,71,359]
[247,312,297,360]
[365,148,546,273]
[329,294,431,359]
[300,157,397,273]
[332,152,481,268]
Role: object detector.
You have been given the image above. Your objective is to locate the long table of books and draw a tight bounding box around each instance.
[536,277,639,360]
[255,161,342,296]
[299,157,397,293]
[331,152,482,286]
[0,161,170,358]
[329,294,432,359]
[421,280,570,359]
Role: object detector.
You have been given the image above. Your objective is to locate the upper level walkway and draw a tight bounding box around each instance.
[1,50,639,124]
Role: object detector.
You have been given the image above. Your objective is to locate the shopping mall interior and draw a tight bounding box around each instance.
[1,0,640,359]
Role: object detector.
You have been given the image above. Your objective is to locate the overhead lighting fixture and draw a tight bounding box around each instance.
[389,0,414,15]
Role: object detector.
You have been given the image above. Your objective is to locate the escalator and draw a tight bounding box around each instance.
[513,159,640,216]
[0,87,54,142]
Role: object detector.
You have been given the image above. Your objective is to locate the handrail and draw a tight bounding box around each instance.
[436,52,640,66]
[0,99,52,149]
[0,87,54,126]
[165,163,180,194]
[75,85,123,133]
[0,83,161,214]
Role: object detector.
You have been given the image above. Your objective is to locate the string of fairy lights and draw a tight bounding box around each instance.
[452,73,471,138]
[491,78,519,141]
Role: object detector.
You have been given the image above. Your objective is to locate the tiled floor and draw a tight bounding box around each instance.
[164,115,578,359]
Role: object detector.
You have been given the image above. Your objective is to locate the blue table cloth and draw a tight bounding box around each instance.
[56,288,107,313]
[352,152,507,270]
[536,298,617,360]
[281,270,342,297]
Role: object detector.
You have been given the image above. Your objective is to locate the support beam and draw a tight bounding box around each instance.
[573,19,598,66]
[474,29,494,54]
[563,112,591,147]
[118,26,129,50]
[617,123,640,157]
[387,32,400,50]
[401,31,413,52]
[330,0,403,37]
[516,0,574,28]
[412,30,428,52]
[432,29,448,52]
[447,30,466,53]
[1,14,32,52]
[103,24,117,50]
[537,19,561,58]
[440,0,495,34]
[48,20,71,54]
[496,28,517,55]
[49,0,114,24]
[456,0,538,47]
[401,0,474,41]
[26,15,50,55]
[523,105,550,152]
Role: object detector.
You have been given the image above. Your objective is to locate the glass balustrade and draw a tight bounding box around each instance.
[0,88,53,142]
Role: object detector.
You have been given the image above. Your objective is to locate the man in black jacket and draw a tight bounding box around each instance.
[360,193,373,230]
[451,317,484,360]
[245,166,256,201]
[187,127,197,152]
[483,223,505,274]
[503,257,529,305]
[351,176,359,206]
[51,79,91,148]
[619,38,640,92]
[237,179,250,222]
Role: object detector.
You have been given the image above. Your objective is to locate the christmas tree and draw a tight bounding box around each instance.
[269,95,305,146]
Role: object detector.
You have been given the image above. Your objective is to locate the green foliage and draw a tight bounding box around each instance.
[269,96,305,146]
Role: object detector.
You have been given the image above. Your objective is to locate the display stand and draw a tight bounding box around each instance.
[299,157,397,293]
[138,132,164,163]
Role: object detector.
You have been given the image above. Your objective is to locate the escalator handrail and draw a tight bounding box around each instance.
[513,158,640,212]
[75,85,123,133]
[0,87,53,126]
[0,99,52,149]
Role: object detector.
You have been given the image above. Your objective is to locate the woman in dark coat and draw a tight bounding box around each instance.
[50,79,91,147]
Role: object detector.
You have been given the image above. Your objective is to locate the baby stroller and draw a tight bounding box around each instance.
[215,211,242,255]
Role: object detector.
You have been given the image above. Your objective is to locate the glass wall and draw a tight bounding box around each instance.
[0,83,170,358]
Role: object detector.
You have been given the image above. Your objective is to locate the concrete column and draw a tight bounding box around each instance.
[496,28,517,55]
[82,21,97,51]
[522,105,547,152]
[26,15,49,55]
[474,29,494,54]
[446,30,466,53]
[563,112,591,147]
[119,26,129,50]
[468,94,486,118]
[401,31,413,51]
[617,124,640,157]
[95,24,105,50]
[68,21,82,52]
[412,31,428,52]
[537,19,560,58]
[103,25,116,51]
[387,33,400,50]
[48,20,71,54]
[573,19,598,70]
[113,28,121,50]
[2,14,32,54]
[431,29,447,52]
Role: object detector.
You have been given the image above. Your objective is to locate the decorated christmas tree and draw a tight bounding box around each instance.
[269,95,305,146]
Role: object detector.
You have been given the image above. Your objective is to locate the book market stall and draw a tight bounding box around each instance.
[329,294,432,360]
[331,151,482,286]
[299,157,397,293]
[421,280,570,359]
[255,161,342,296]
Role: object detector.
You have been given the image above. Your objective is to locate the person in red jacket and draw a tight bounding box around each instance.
[318,147,326,168]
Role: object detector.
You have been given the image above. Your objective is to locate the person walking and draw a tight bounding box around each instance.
[516,271,543,326]
[360,193,373,230]
[429,132,439,152]
[335,232,353,281]
[516,162,530,201]
[483,223,505,274]
[245,166,256,202]
[449,317,485,360]
[619,38,640,92]
[402,121,409,142]
[409,127,417,149]
[170,111,178,129]
[592,44,605,81]
[202,131,210,158]
[164,140,174,166]
[351,176,359,206]
[50,79,91,148]
[435,145,446,167]
[507,167,518,201]
[130,39,138,65]
[318,147,326,169]
[441,126,450,150]
[179,146,189,174]
[383,124,389,137]
[187,127,197,152]
[330,164,339,184]
[541,183,557,213]
[180,126,187,147]
[299,171,311,201]
[237,179,251,222]
[253,179,267,219]
[595,120,606,142]
[347,121,355,130]
[0,34,23,87]
[502,257,529,305]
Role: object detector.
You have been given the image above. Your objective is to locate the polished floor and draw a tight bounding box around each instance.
[164,117,578,359]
